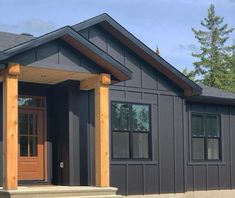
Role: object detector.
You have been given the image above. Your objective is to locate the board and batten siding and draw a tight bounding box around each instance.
[79,24,235,196]
[79,25,186,195]
[109,88,185,195]
[6,39,104,75]
[186,103,235,191]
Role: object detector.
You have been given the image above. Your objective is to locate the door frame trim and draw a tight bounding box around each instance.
[18,95,47,182]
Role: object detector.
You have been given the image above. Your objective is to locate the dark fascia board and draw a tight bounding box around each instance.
[73,13,202,96]
[0,26,132,82]
[186,95,235,106]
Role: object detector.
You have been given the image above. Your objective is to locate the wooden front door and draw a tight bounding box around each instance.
[18,108,45,180]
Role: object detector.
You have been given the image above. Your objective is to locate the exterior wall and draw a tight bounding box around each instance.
[78,24,235,196]
[48,80,92,186]
[186,102,235,191]
[109,87,185,195]
[79,25,186,195]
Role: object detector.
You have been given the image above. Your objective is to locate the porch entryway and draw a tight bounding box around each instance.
[0,28,131,197]
[1,63,111,189]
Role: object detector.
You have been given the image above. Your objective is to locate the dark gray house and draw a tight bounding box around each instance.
[0,14,235,198]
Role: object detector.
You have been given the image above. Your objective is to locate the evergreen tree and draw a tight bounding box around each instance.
[182,68,195,81]
[225,47,235,92]
[192,4,234,90]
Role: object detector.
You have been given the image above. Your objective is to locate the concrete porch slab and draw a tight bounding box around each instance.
[0,185,121,198]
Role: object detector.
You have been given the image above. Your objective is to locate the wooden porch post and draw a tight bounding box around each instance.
[80,74,111,187]
[2,63,20,190]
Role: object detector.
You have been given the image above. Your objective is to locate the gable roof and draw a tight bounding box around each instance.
[0,32,33,52]
[0,26,132,82]
[73,13,202,96]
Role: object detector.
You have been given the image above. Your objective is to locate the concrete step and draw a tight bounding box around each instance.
[0,186,121,198]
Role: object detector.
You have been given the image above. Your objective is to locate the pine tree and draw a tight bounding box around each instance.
[192,4,234,90]
[225,46,235,92]
[182,68,195,81]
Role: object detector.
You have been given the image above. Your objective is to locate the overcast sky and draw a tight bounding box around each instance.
[0,0,235,71]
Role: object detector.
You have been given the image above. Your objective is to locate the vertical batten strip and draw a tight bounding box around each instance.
[2,63,20,190]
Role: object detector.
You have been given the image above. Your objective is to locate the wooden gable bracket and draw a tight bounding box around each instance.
[1,63,20,190]
[80,73,111,187]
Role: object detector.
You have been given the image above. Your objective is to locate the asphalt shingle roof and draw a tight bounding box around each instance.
[0,31,34,52]
[198,83,235,99]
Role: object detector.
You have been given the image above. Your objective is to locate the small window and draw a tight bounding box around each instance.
[191,113,221,161]
[18,96,44,107]
[111,102,151,160]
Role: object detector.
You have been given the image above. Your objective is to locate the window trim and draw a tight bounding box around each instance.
[191,112,222,162]
[111,101,152,161]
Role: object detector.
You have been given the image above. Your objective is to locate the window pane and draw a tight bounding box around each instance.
[192,114,204,136]
[206,116,219,137]
[132,104,150,131]
[112,132,129,158]
[18,97,44,107]
[133,133,149,158]
[208,139,219,160]
[19,113,28,135]
[112,103,130,131]
[192,138,205,160]
[29,114,38,135]
[20,136,28,156]
[29,136,38,156]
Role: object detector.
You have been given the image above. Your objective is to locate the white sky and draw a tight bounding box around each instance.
[0,0,234,71]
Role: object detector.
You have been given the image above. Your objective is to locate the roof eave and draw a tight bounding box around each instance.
[186,95,235,105]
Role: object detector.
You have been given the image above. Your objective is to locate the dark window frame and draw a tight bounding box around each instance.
[111,101,152,160]
[191,112,222,162]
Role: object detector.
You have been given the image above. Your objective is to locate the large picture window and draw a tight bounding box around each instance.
[191,113,221,161]
[111,102,151,160]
